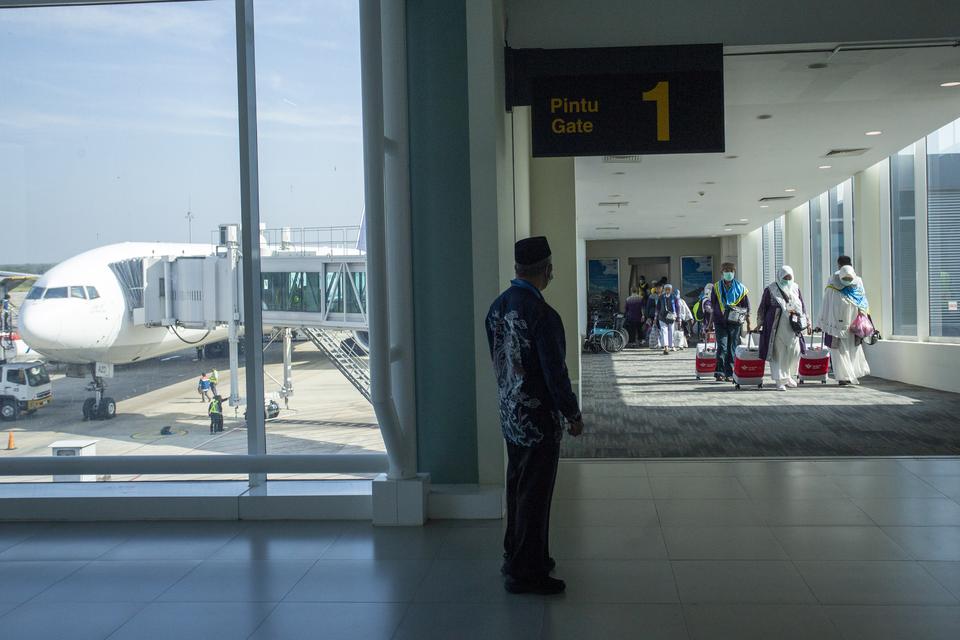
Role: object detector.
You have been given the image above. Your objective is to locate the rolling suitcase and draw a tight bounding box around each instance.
[798,329,831,384]
[733,332,765,389]
[695,336,717,379]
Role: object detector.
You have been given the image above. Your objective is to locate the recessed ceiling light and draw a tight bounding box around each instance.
[724,228,734,232]
[940,81,960,87]
[865,130,883,136]
[785,188,796,193]
[760,205,770,208]
[688,200,699,204]
[818,165,832,169]
[739,218,749,222]
[608,194,622,198]
[756,114,772,120]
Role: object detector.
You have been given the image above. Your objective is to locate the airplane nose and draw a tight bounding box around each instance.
[18,302,63,351]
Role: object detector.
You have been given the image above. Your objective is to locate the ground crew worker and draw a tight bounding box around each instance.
[486,236,585,596]
[209,369,220,396]
[208,394,223,434]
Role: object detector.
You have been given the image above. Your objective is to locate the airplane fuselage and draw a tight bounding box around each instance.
[19,242,228,365]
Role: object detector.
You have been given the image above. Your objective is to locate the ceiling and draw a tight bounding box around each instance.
[576,43,960,240]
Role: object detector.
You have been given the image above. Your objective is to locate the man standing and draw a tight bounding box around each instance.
[486,236,584,595]
[208,394,223,434]
[710,262,752,381]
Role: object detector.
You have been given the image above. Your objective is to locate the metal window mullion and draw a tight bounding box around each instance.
[801,201,811,300]
[844,177,855,262]
[915,137,930,342]
[234,0,267,487]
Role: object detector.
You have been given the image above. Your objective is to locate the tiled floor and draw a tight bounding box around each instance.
[2,457,960,638]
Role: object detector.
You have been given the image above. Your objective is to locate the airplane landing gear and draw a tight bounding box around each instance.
[82,369,116,421]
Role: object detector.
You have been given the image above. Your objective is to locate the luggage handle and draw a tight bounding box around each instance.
[810,327,826,350]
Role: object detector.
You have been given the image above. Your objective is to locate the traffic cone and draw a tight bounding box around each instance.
[5,431,15,450]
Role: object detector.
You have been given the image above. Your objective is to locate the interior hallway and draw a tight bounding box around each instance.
[1,458,959,639]
[567,348,960,459]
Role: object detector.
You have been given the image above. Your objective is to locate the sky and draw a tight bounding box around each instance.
[0,0,364,263]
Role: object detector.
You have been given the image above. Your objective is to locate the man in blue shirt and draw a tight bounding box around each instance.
[710,262,752,381]
[486,236,584,595]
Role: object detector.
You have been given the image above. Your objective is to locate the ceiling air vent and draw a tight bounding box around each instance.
[598,201,629,208]
[722,223,750,227]
[602,155,642,163]
[595,226,620,231]
[758,195,795,203]
[824,147,869,158]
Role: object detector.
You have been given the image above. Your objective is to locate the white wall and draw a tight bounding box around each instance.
[867,340,960,394]
[737,228,764,317]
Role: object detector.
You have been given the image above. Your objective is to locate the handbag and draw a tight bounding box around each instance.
[789,312,807,334]
[850,312,875,339]
[724,305,747,325]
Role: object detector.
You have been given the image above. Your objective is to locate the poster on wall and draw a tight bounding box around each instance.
[587,258,620,320]
[680,256,714,300]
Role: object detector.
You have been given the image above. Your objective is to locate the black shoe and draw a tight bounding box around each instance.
[504,575,566,595]
[724,376,733,382]
[714,375,723,382]
[501,557,556,576]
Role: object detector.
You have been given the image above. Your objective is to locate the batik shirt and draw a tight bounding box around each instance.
[485,280,581,447]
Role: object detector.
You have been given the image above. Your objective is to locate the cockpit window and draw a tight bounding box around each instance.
[44,287,68,299]
[86,286,100,299]
[25,286,45,300]
[70,286,87,299]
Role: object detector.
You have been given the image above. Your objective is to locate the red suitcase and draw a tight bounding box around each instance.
[695,338,717,379]
[733,333,765,389]
[798,330,831,384]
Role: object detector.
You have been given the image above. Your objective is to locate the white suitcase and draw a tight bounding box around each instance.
[733,333,765,389]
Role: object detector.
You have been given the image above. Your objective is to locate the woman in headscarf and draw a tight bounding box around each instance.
[757,266,808,391]
[673,287,693,350]
[818,265,871,386]
[657,283,680,354]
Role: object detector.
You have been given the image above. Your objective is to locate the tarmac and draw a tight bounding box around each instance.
[0,340,383,482]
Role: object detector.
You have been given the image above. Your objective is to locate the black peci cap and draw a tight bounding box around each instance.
[515,236,551,266]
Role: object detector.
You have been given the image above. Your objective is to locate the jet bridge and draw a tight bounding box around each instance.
[139,225,370,408]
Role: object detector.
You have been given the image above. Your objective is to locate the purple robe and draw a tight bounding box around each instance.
[757,285,808,362]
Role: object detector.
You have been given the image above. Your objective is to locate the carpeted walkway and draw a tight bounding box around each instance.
[566,346,960,458]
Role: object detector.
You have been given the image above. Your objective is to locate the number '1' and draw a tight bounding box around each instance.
[642,81,670,142]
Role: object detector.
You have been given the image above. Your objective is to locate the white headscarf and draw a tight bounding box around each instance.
[778,265,798,292]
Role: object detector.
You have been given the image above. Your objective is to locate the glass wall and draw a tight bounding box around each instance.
[927,119,960,338]
[809,197,824,321]
[0,1,249,481]
[890,144,918,336]
[828,179,852,265]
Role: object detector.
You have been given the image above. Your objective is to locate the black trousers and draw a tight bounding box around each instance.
[503,436,560,580]
[624,321,642,345]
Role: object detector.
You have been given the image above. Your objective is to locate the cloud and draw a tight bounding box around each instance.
[0,4,230,45]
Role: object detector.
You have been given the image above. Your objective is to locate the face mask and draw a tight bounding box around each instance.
[722,272,735,282]
[841,278,854,286]
[779,278,792,288]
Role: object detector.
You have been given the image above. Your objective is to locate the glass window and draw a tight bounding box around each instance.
[44,287,67,299]
[86,286,100,299]
[70,286,86,299]
[25,286,45,300]
[302,272,322,313]
[891,144,918,336]
[809,197,824,321]
[347,270,366,314]
[927,117,960,338]
[828,180,849,265]
[26,364,50,386]
[325,268,344,315]
[761,222,773,286]
[774,216,784,271]
[6,369,25,385]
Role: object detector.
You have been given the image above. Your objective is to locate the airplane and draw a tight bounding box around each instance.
[17,242,229,420]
